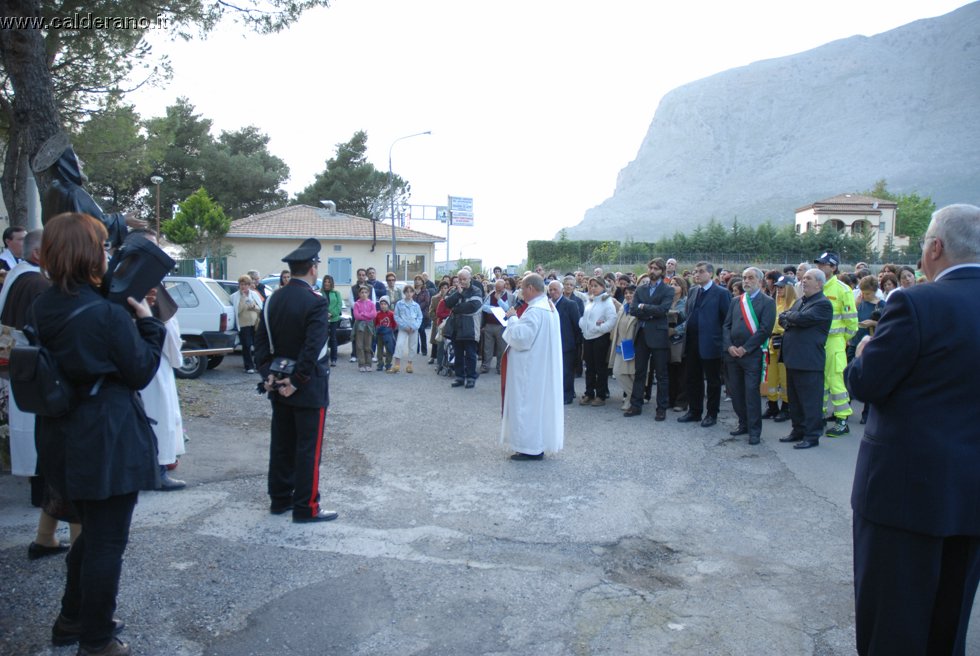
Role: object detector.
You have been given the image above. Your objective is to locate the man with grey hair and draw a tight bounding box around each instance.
[444,268,485,388]
[777,268,831,450]
[500,273,563,460]
[847,204,980,655]
[722,267,776,444]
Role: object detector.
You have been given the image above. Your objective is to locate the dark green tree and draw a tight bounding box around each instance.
[143,98,215,222]
[294,130,408,219]
[205,125,290,219]
[72,102,152,215]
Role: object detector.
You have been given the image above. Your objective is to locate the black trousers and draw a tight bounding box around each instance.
[668,359,688,408]
[725,354,763,436]
[853,513,980,656]
[239,325,256,370]
[685,334,722,417]
[561,348,576,402]
[631,332,668,410]
[452,339,479,382]
[268,401,326,519]
[61,491,138,649]
[582,334,611,399]
[786,368,824,439]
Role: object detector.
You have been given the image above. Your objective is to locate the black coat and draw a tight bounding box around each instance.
[629,280,674,348]
[554,295,582,352]
[34,286,166,501]
[778,291,832,371]
[254,279,330,409]
[848,267,980,536]
[444,282,484,341]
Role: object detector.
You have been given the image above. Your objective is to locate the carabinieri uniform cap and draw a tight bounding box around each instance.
[282,238,322,264]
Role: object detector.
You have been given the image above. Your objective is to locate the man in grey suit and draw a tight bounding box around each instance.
[722,267,776,444]
[777,269,833,449]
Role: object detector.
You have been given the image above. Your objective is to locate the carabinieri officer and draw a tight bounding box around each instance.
[254,238,338,522]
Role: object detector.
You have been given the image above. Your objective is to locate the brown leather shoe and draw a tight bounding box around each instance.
[52,614,124,646]
[76,637,131,656]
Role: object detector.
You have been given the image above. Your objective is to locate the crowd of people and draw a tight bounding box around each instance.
[4,196,979,656]
[313,253,919,452]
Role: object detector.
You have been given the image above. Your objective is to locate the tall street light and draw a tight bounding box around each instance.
[388,131,431,278]
[150,174,163,238]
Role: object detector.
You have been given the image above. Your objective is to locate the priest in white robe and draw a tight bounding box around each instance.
[500,273,564,460]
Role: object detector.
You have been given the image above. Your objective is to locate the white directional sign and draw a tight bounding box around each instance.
[448,196,474,226]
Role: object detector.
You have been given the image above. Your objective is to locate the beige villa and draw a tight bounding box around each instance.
[794,194,910,254]
[223,204,444,285]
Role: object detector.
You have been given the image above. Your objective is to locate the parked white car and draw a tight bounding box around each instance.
[163,276,238,378]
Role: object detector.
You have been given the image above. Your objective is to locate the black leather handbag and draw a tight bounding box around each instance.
[10,300,101,417]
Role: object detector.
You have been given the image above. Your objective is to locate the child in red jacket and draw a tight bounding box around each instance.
[373,297,397,371]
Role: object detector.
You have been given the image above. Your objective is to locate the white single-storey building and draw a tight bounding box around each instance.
[223,204,444,286]
[794,194,909,254]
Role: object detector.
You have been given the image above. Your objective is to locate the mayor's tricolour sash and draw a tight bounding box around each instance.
[739,292,759,335]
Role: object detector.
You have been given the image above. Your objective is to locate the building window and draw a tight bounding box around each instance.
[879,221,886,230]
[387,253,426,280]
[795,224,801,234]
[333,244,342,252]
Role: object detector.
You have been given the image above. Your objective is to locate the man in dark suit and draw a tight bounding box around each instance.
[776,268,832,450]
[548,280,582,404]
[254,238,338,523]
[722,267,776,444]
[678,262,731,427]
[625,258,674,420]
[847,204,980,656]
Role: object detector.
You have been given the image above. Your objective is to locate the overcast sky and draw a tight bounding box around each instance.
[130,0,970,269]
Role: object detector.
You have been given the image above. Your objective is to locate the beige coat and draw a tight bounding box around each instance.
[608,306,639,377]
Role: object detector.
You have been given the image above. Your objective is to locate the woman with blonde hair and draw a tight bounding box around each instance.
[764,275,797,422]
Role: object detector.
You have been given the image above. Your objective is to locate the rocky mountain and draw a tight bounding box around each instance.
[564,2,980,241]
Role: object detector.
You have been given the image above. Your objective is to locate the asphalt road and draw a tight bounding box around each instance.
[1,343,977,655]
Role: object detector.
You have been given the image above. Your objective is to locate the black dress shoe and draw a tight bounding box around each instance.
[748,435,761,445]
[700,415,717,428]
[451,380,465,388]
[677,412,702,423]
[655,408,666,421]
[293,509,339,523]
[270,502,292,515]
[623,406,641,417]
[779,434,804,443]
[729,425,748,436]
[563,398,573,405]
[464,380,475,389]
[52,614,125,646]
[510,452,544,461]
[793,439,820,449]
[28,541,70,560]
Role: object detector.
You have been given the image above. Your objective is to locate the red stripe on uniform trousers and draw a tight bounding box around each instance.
[307,407,326,515]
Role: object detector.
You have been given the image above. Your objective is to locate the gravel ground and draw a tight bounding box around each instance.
[0,343,974,655]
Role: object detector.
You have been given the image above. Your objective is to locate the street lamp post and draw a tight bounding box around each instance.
[150,174,163,238]
[388,131,431,277]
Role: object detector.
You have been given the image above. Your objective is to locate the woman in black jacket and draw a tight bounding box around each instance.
[35,212,166,656]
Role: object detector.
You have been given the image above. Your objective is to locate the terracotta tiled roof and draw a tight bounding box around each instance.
[227,205,444,243]
[795,194,897,214]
